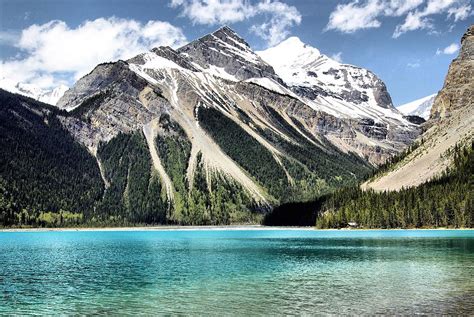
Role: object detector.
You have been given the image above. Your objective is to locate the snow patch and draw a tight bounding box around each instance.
[397,94,437,119]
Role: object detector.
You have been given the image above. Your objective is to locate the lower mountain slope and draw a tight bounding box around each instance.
[0,89,265,226]
[265,141,473,228]
[0,89,103,226]
[315,142,473,228]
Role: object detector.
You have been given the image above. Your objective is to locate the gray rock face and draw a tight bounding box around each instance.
[56,60,171,151]
[431,24,474,120]
[178,26,282,83]
[372,76,394,109]
[57,61,147,111]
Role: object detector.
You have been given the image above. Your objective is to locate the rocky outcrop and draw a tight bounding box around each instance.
[430,25,474,120]
[57,60,171,152]
[365,24,474,191]
[178,26,282,83]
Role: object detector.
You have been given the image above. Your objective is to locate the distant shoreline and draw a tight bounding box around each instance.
[0,226,471,232]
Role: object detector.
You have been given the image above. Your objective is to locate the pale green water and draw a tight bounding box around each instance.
[0,229,473,315]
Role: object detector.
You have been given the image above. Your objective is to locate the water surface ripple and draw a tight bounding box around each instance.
[1,229,473,315]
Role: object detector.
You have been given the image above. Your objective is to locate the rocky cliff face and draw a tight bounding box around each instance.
[365,24,474,191]
[430,25,474,120]
[178,26,282,83]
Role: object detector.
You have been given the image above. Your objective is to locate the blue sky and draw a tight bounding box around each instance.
[0,0,472,105]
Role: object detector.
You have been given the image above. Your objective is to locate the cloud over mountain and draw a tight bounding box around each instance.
[0,17,187,89]
[170,0,301,46]
[325,0,472,37]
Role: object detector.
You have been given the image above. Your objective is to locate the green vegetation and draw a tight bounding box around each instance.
[260,106,371,190]
[265,140,472,228]
[198,107,371,203]
[96,131,168,225]
[156,115,262,225]
[155,115,192,222]
[198,107,289,199]
[315,141,473,228]
[0,90,103,227]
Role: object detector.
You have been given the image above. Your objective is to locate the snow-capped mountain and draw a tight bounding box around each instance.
[397,94,436,120]
[0,77,68,105]
[52,26,420,217]
[257,37,400,121]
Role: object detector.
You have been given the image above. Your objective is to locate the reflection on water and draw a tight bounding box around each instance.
[1,229,473,314]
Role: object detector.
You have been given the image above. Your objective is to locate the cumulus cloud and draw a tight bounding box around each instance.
[170,0,301,46]
[436,42,460,55]
[325,0,472,37]
[325,0,383,33]
[170,0,253,24]
[0,17,187,89]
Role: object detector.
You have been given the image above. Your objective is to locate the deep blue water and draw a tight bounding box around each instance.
[1,229,473,314]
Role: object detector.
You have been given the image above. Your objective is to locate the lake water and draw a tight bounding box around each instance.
[1,229,473,315]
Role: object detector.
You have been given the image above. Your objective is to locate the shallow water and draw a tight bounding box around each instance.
[1,229,473,315]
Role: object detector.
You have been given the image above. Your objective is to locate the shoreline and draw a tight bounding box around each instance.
[0,225,472,232]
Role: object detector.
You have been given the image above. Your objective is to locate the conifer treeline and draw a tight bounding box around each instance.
[315,141,473,228]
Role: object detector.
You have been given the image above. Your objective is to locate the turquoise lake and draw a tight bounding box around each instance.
[1,229,473,315]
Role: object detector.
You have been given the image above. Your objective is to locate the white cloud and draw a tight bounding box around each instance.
[0,18,186,89]
[407,62,421,67]
[447,3,472,21]
[393,11,433,38]
[325,0,472,37]
[331,52,343,62]
[250,1,302,46]
[384,0,425,16]
[170,0,301,46]
[325,0,425,33]
[393,0,472,37]
[170,0,253,24]
[326,0,383,33]
[436,42,460,55]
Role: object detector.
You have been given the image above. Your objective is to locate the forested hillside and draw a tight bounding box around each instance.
[316,141,473,228]
[0,89,104,226]
[265,141,473,227]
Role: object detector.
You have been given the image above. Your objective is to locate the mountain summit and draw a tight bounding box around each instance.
[258,36,396,115]
[177,26,281,82]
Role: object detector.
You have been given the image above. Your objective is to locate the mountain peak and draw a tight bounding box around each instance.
[213,25,238,35]
[177,25,280,81]
[209,25,251,50]
[258,37,322,68]
[277,36,306,48]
